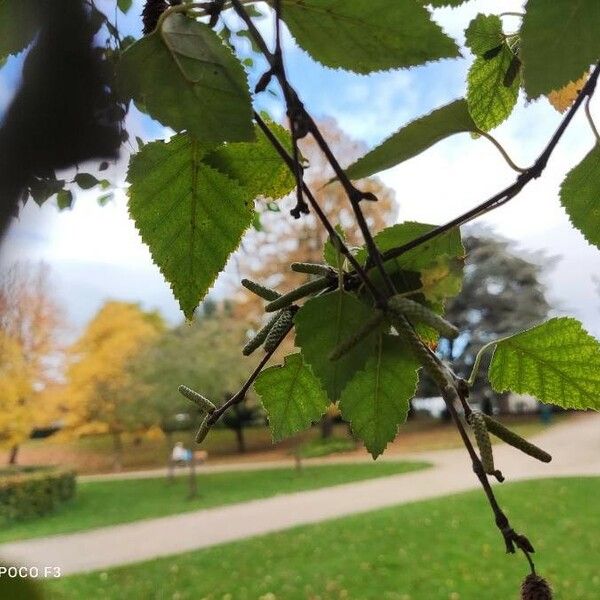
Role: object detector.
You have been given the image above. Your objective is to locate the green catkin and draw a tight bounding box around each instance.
[388,295,459,339]
[241,278,281,301]
[482,414,552,463]
[264,309,294,352]
[389,313,447,387]
[265,277,331,312]
[329,310,385,361]
[195,414,212,444]
[242,312,282,356]
[291,262,335,277]
[178,385,216,414]
[520,574,553,600]
[468,411,496,475]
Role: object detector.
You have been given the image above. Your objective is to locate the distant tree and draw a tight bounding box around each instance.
[0,262,63,464]
[420,231,552,413]
[124,306,262,452]
[65,301,164,470]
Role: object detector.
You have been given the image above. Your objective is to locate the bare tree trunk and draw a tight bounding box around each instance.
[8,444,19,465]
[112,431,123,472]
[320,414,334,439]
[234,425,246,453]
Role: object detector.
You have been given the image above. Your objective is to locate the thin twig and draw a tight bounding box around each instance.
[361,62,600,270]
[476,129,526,173]
[231,0,396,301]
[253,112,387,306]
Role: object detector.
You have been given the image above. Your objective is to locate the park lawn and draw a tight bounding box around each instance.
[0,461,427,544]
[48,477,600,600]
[6,415,559,474]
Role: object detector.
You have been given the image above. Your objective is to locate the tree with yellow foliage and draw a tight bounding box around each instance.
[0,262,63,464]
[0,332,32,453]
[65,301,164,470]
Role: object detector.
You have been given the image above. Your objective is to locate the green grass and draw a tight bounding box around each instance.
[296,436,357,458]
[0,461,427,544]
[47,478,600,600]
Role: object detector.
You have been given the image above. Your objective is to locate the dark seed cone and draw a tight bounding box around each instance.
[521,574,553,600]
[142,0,169,35]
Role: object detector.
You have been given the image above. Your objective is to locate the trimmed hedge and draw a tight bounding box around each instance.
[0,466,76,524]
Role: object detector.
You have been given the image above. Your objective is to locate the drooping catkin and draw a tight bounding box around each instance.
[264,309,294,352]
[241,279,281,301]
[242,312,282,356]
[388,295,459,339]
[178,385,216,414]
[265,277,331,312]
[389,313,447,387]
[521,573,553,600]
[329,311,384,361]
[482,414,552,463]
[468,411,496,475]
[195,414,212,444]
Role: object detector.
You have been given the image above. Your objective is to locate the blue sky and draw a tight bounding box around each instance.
[1,0,599,338]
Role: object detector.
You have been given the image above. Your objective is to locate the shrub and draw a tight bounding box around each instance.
[0,466,76,524]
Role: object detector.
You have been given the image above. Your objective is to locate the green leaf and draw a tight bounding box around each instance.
[520,0,600,98]
[559,144,600,249]
[127,133,254,319]
[426,0,470,6]
[254,353,329,442]
[117,0,133,13]
[74,173,100,190]
[277,0,459,74]
[356,222,464,303]
[345,100,476,180]
[0,0,39,61]
[295,291,383,400]
[339,335,419,458]
[489,317,600,410]
[56,190,73,210]
[118,14,254,142]
[465,14,503,56]
[203,123,295,201]
[467,44,520,131]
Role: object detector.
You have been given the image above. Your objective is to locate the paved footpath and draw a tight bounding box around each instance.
[2,414,599,575]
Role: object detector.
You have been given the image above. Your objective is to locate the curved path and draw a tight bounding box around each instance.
[2,414,599,576]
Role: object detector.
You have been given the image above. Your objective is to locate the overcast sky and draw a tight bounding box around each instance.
[1,0,598,339]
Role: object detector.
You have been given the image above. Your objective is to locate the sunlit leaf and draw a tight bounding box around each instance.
[467,45,520,131]
[489,317,600,410]
[203,122,295,201]
[559,144,600,249]
[127,134,254,319]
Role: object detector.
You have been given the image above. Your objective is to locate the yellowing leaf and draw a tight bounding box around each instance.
[547,72,588,113]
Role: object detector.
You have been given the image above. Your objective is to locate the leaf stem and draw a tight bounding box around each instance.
[467,339,501,386]
[476,128,526,173]
[585,96,600,142]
